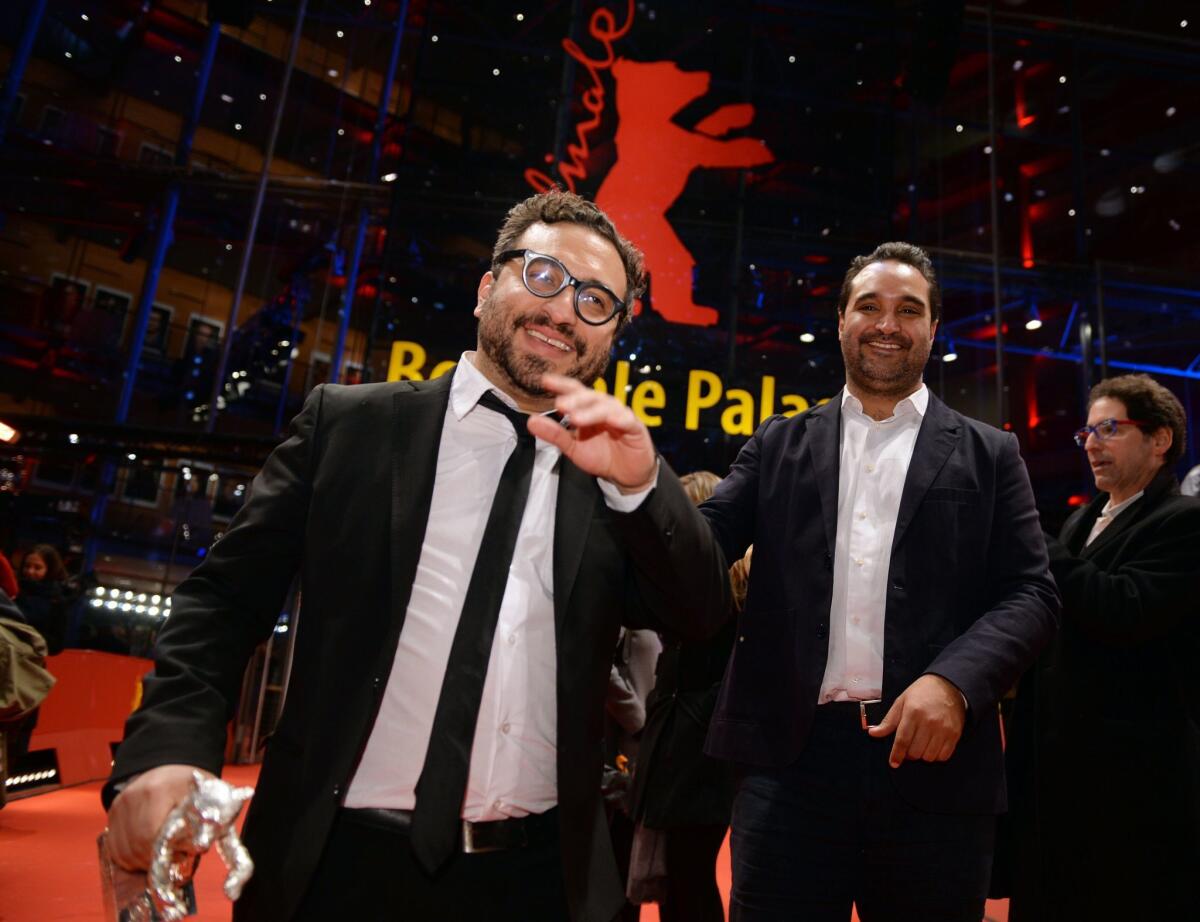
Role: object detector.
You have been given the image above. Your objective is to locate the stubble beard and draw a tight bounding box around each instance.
[477,293,611,398]
[841,330,931,400]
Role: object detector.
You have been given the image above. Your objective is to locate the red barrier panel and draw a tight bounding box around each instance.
[29,650,154,786]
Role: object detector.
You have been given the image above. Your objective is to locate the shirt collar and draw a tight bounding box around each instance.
[1100,490,1144,520]
[450,351,521,421]
[841,383,929,422]
[450,352,559,425]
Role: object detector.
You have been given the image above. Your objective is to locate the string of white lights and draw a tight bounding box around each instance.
[89,586,173,617]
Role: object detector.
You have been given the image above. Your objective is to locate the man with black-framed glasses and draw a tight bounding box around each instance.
[1002,372,1200,921]
[101,189,732,922]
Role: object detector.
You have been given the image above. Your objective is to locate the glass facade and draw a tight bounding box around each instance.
[1,0,1197,655]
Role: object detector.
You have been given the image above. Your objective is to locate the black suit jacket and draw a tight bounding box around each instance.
[1000,468,1200,916]
[701,391,1059,815]
[104,375,730,922]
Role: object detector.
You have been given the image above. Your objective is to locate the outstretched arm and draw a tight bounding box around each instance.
[104,387,324,825]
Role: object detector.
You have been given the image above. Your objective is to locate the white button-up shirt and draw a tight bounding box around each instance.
[345,354,563,820]
[345,353,648,821]
[818,384,928,703]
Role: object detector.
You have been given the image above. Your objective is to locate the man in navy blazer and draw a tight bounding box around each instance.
[698,243,1059,921]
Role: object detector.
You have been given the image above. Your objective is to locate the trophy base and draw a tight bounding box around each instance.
[98,832,197,921]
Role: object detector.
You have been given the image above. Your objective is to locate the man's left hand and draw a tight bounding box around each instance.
[866,674,966,768]
[527,373,658,494]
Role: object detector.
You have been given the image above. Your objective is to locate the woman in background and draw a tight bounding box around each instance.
[5,544,71,772]
[16,544,71,656]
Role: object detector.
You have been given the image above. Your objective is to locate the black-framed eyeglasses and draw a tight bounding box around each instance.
[1073,417,1145,448]
[495,249,627,326]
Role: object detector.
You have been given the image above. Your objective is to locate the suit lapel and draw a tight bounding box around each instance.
[390,374,453,623]
[891,394,961,551]
[553,459,599,630]
[1081,467,1178,559]
[806,396,842,557]
[1061,499,1103,556]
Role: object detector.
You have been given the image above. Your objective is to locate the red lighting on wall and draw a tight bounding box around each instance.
[1015,73,1035,129]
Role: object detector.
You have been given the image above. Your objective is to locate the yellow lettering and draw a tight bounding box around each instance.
[631,380,666,426]
[613,360,631,405]
[387,341,426,381]
[592,376,609,394]
[721,388,756,436]
[685,370,723,430]
[759,375,776,422]
[429,360,457,379]
[781,394,810,417]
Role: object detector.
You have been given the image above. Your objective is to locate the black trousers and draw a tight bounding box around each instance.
[295,808,571,922]
[730,704,994,922]
[659,823,727,922]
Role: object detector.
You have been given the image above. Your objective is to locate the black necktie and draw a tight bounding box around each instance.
[410,390,536,874]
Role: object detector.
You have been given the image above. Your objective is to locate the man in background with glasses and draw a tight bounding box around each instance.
[1003,373,1200,921]
[101,190,731,922]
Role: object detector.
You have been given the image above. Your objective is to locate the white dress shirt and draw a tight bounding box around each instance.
[345,354,563,820]
[1085,490,1144,546]
[818,384,928,703]
[345,353,650,821]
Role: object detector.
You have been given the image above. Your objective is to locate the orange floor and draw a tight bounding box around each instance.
[0,767,1008,921]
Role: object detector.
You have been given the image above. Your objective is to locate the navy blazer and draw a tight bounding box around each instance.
[701,390,1059,815]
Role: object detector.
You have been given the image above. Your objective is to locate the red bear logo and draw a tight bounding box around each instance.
[596,58,774,327]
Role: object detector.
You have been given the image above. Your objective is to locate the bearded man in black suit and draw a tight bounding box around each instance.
[102,190,730,922]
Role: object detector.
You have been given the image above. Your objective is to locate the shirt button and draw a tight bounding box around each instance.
[501,722,511,734]
[494,800,504,810]
[507,633,517,645]
[851,616,861,625]
[866,463,875,473]
[858,511,867,520]
[850,676,860,685]
[855,558,865,567]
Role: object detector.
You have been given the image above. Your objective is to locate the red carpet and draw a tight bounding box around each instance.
[0,766,259,922]
[0,767,1008,921]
